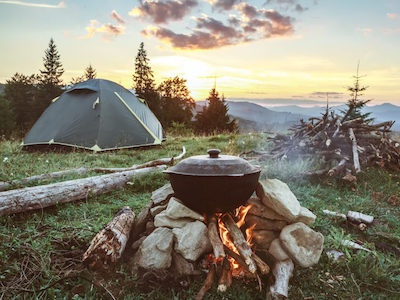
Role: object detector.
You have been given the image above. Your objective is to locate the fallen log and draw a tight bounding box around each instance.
[0,167,89,192]
[0,166,165,216]
[82,206,135,271]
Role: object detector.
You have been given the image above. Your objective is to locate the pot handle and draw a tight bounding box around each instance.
[207,149,221,158]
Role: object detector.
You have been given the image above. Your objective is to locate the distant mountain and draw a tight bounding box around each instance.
[195,100,400,133]
[195,101,307,132]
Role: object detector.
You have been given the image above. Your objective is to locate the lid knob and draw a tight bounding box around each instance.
[207,149,221,158]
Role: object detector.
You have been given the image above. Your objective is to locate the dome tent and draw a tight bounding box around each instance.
[22,79,163,151]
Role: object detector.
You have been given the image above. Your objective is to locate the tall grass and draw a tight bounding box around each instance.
[0,133,399,299]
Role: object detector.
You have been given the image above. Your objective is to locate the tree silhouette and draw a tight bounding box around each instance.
[194,88,237,134]
[157,76,195,127]
[84,64,97,79]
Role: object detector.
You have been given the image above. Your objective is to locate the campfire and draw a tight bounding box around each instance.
[82,179,324,299]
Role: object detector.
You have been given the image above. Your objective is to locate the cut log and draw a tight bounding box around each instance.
[268,259,294,299]
[252,252,270,275]
[348,128,361,173]
[82,206,135,271]
[221,213,257,273]
[0,166,165,216]
[0,167,89,192]
[207,214,226,260]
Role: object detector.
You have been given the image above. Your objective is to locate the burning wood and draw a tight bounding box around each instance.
[217,257,233,292]
[207,214,226,260]
[221,213,257,274]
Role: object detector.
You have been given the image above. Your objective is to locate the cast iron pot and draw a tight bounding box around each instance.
[164,149,261,214]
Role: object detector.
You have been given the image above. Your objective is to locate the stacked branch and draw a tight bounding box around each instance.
[268,105,400,179]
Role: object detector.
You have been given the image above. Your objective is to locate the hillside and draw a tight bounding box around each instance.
[196,100,306,132]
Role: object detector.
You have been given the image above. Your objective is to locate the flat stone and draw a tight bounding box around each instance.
[280,222,324,268]
[150,203,167,217]
[256,179,301,222]
[171,252,202,277]
[136,227,174,270]
[295,206,317,225]
[268,238,290,261]
[173,220,212,261]
[165,197,204,221]
[151,184,174,205]
[154,210,193,228]
[247,197,288,221]
[245,214,288,231]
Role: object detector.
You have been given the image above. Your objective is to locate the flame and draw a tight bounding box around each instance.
[216,204,255,273]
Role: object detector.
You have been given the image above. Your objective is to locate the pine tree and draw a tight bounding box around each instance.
[133,42,155,97]
[195,88,237,135]
[341,63,373,123]
[36,38,64,117]
[84,64,97,80]
[40,38,64,86]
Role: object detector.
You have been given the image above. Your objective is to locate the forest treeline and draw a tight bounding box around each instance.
[0,39,237,138]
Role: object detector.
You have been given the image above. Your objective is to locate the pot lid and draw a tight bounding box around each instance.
[164,149,260,176]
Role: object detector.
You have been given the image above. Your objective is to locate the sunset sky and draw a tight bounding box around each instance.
[1,0,399,106]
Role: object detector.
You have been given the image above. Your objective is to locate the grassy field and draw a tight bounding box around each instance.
[1,133,399,299]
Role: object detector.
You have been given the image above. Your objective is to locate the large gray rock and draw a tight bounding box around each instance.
[151,184,174,205]
[279,222,324,268]
[247,197,287,221]
[154,210,193,228]
[256,179,301,222]
[246,214,288,232]
[251,229,279,251]
[268,238,290,261]
[295,206,316,225]
[165,197,204,221]
[136,227,174,269]
[173,220,212,261]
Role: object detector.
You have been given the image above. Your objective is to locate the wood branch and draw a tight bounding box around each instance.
[195,263,216,300]
[0,166,165,216]
[217,257,232,292]
[82,206,135,271]
[207,214,226,260]
[221,213,257,274]
[327,157,349,176]
[268,259,294,299]
[0,167,89,192]
[223,245,249,272]
[348,128,361,173]
[252,252,270,275]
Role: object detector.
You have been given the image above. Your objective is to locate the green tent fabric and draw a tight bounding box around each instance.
[22,79,163,151]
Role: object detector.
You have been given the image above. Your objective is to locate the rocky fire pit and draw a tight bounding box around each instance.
[83,178,324,299]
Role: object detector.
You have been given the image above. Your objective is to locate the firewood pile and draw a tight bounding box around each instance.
[268,105,400,180]
[82,179,324,299]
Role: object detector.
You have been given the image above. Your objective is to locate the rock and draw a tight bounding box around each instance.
[251,230,279,251]
[295,206,316,225]
[246,214,288,231]
[165,197,204,221]
[279,222,324,268]
[173,220,212,261]
[154,210,193,228]
[136,227,174,269]
[256,179,301,222]
[171,252,202,277]
[150,203,167,217]
[247,197,287,221]
[151,184,174,205]
[268,238,290,261]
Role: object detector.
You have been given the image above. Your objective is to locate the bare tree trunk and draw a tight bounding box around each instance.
[0,166,165,216]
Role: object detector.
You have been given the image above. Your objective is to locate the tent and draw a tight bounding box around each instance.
[22,79,163,151]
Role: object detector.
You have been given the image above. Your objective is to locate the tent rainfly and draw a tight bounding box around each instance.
[22,79,164,151]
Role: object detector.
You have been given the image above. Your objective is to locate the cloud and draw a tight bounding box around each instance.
[142,3,294,49]
[83,20,125,40]
[210,0,241,11]
[129,0,198,24]
[111,10,125,24]
[0,0,65,8]
[387,13,398,20]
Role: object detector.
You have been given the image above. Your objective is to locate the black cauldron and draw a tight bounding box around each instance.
[164,149,261,214]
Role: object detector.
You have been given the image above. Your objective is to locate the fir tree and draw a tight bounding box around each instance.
[84,64,97,80]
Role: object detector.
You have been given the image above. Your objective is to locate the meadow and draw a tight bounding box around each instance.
[1,133,399,299]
